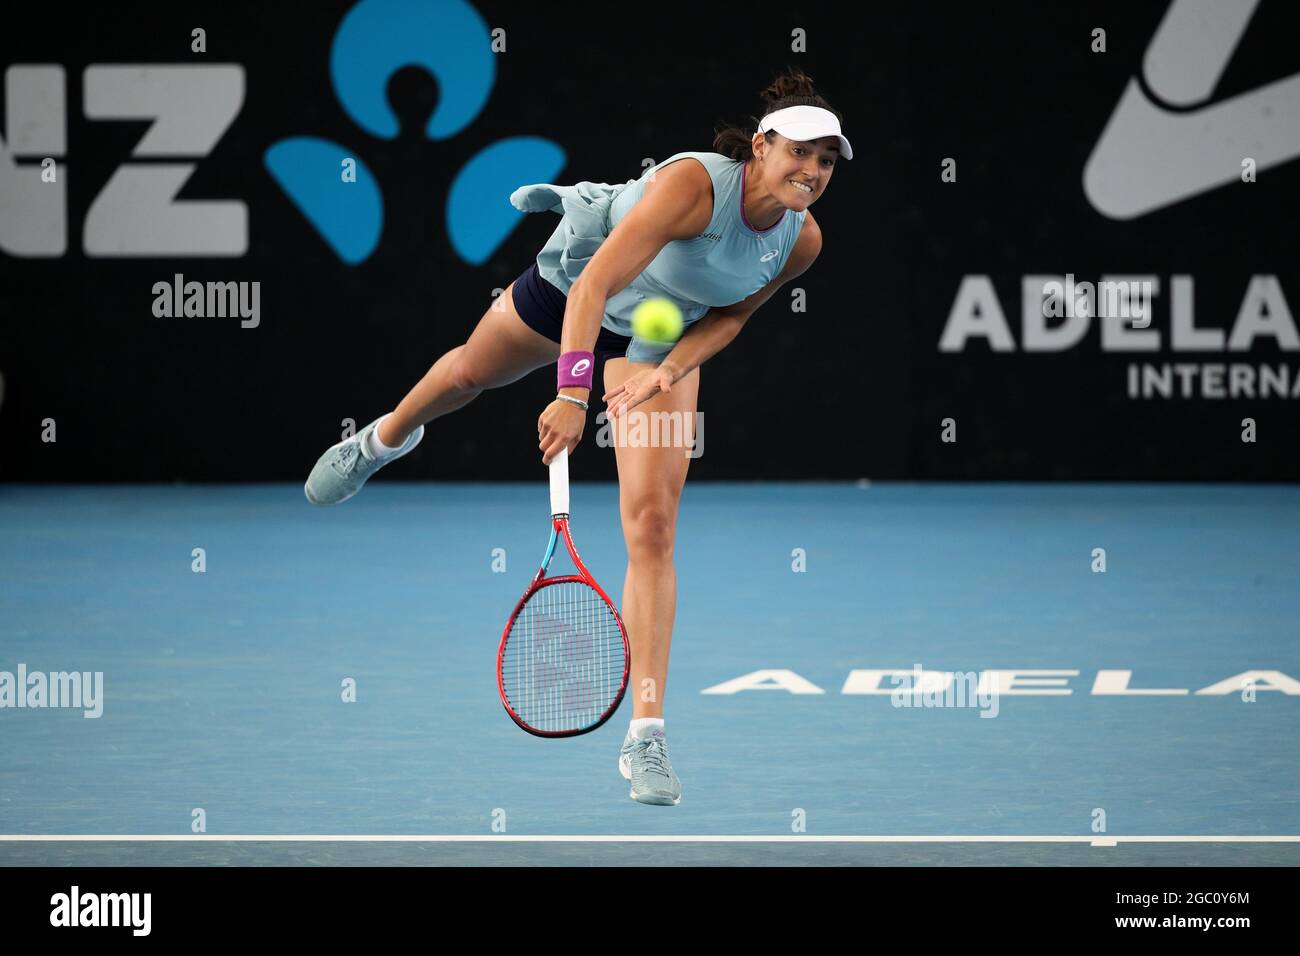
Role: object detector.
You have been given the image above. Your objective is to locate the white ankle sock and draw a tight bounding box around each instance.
[366,416,403,459]
[630,717,664,739]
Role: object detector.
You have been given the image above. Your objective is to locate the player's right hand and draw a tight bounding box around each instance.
[538,398,586,465]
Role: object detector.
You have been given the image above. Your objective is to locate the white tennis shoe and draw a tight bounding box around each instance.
[304,416,423,506]
[619,728,682,806]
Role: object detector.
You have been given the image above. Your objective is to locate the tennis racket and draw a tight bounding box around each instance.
[497,446,630,737]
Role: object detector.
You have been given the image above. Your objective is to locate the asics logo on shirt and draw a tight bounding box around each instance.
[759,249,779,262]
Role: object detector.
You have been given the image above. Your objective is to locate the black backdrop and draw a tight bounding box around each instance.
[2,0,1298,482]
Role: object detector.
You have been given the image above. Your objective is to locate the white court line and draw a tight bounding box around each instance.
[1,835,1297,843]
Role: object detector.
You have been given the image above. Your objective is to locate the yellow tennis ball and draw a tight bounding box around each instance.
[631,298,684,343]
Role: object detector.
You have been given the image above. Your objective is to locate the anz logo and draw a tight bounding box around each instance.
[264,0,565,265]
[0,0,566,263]
[0,64,246,256]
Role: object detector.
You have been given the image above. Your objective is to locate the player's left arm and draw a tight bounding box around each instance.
[660,211,823,382]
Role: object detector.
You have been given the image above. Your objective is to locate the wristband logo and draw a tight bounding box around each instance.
[264,0,566,265]
[569,359,591,376]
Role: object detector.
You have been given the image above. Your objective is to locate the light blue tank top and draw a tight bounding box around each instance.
[513,151,806,364]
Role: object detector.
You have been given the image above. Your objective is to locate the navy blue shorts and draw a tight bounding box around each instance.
[511,262,632,362]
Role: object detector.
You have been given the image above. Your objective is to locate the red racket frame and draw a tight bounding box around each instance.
[497,513,630,737]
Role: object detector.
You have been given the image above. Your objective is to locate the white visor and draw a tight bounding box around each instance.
[757,105,853,160]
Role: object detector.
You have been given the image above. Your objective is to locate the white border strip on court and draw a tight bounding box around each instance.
[1,835,1298,844]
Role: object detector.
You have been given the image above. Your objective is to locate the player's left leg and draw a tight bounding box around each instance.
[603,357,700,804]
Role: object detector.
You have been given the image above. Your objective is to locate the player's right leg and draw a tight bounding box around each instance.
[304,280,561,505]
[605,355,699,806]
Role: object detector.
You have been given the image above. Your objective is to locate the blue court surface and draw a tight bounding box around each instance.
[1,482,1297,866]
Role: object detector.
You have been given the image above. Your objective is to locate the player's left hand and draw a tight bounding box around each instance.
[602,362,679,417]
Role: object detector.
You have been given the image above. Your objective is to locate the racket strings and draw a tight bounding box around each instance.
[502,580,626,733]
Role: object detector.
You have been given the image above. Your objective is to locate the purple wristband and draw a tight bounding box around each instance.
[557,350,595,390]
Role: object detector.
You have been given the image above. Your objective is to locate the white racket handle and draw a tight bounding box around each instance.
[549,445,569,516]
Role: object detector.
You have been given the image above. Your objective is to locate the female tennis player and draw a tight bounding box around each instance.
[305,69,850,806]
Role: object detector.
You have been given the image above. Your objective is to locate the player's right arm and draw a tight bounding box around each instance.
[540,159,713,465]
[559,158,714,357]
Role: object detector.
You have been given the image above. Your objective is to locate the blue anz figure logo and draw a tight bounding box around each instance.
[264,0,565,265]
